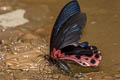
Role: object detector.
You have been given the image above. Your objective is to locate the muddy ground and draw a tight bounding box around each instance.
[0,0,120,80]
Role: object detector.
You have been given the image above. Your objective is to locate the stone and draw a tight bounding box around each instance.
[22,33,38,40]
[52,74,59,79]
[0,9,29,29]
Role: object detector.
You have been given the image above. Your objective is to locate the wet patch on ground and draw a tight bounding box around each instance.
[0,26,115,80]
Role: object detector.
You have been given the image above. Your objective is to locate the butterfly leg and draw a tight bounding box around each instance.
[44,54,57,65]
[44,54,71,72]
[55,59,71,73]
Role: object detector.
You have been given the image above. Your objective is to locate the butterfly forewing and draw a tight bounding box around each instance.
[54,13,86,49]
[50,0,86,53]
[50,0,81,53]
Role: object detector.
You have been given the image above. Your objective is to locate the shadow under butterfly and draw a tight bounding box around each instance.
[44,0,102,73]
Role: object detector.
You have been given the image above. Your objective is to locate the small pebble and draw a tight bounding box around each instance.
[52,74,59,79]
[16,65,20,67]
[1,29,6,32]
[0,40,2,44]
[0,55,5,60]
[22,33,38,40]
[7,63,13,67]
[1,40,4,44]
[0,6,12,11]
[21,69,29,72]
[89,77,92,80]
[24,55,29,59]
[48,75,52,78]
[113,43,118,46]
[74,73,84,78]
[91,21,96,24]
[115,74,120,78]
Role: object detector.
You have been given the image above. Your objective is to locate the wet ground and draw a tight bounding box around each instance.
[0,0,120,80]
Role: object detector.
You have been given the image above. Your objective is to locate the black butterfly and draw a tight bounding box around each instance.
[44,0,102,72]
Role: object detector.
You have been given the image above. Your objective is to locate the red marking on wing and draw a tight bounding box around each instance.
[51,48,65,59]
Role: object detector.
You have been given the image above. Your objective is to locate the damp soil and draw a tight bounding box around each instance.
[0,0,120,80]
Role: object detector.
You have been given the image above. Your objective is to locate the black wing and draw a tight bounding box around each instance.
[54,13,86,49]
[50,0,80,52]
[50,0,86,53]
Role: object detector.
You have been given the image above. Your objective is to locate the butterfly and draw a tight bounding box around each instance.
[44,0,102,72]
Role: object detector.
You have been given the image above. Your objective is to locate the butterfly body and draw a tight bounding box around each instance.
[44,0,102,72]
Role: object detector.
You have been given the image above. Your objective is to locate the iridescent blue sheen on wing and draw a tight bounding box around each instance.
[54,13,86,49]
[53,0,80,35]
[78,42,89,47]
[50,0,81,52]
